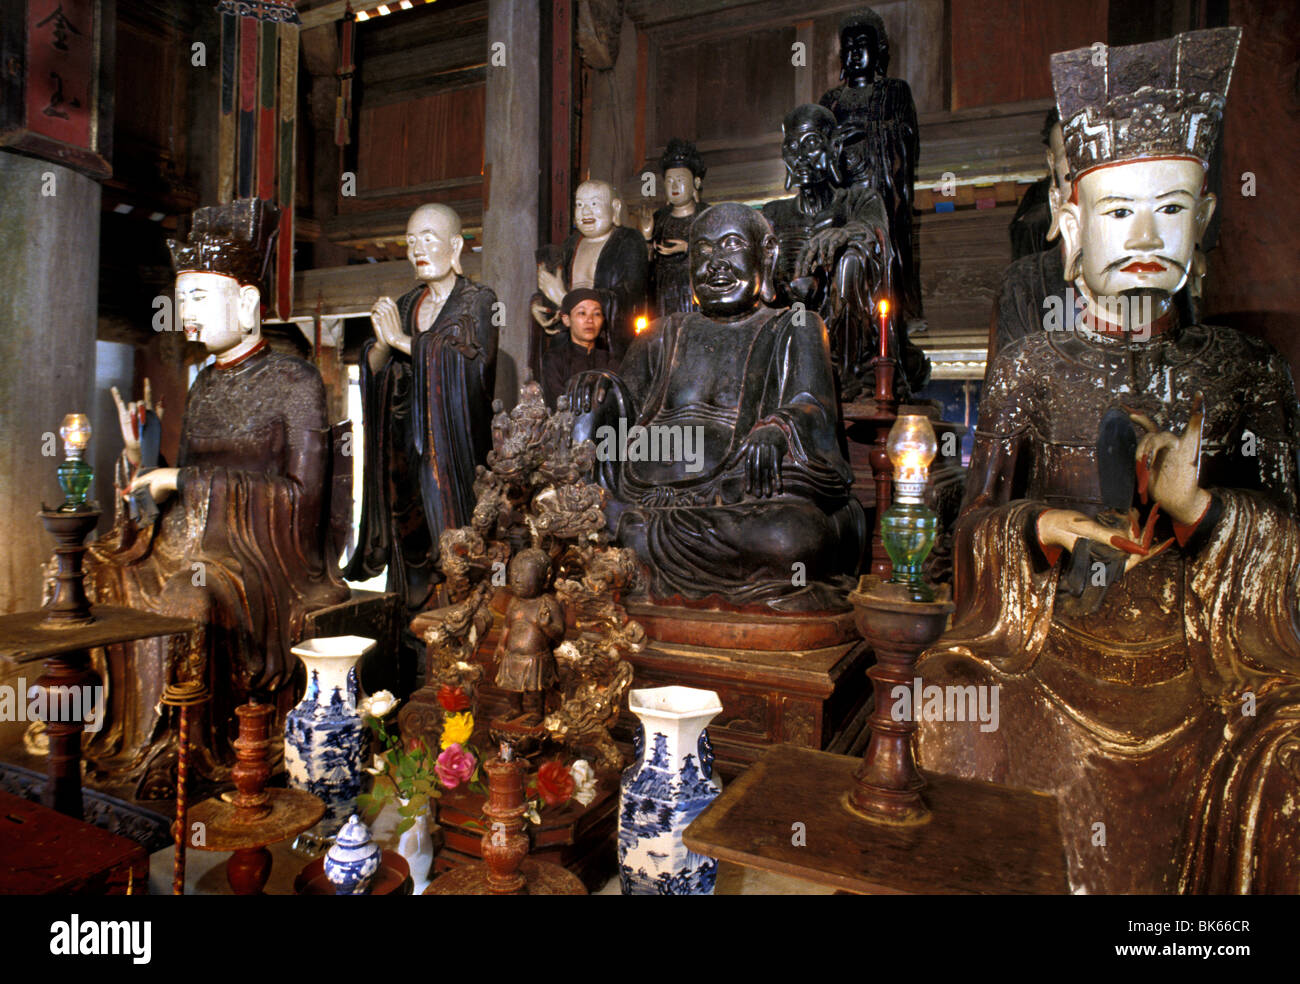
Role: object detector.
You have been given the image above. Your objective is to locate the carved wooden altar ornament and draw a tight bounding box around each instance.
[917,27,1300,893]
[82,198,350,797]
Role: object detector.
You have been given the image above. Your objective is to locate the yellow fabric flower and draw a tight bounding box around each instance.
[440,712,474,749]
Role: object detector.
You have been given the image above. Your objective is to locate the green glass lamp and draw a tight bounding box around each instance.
[56,413,94,511]
[881,413,939,601]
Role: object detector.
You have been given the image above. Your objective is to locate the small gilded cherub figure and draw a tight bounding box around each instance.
[493,548,566,727]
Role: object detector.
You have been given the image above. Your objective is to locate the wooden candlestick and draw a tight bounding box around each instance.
[188,701,325,895]
[231,703,273,824]
[846,576,952,824]
[481,752,530,894]
[38,508,100,627]
[424,743,586,895]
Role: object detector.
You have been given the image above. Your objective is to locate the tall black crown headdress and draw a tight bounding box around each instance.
[168,198,280,292]
[658,138,706,180]
[1050,27,1240,180]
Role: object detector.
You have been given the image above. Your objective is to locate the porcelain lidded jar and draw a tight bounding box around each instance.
[618,685,723,895]
[285,635,376,840]
[324,815,382,895]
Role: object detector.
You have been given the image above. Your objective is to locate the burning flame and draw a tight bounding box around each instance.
[635,316,649,335]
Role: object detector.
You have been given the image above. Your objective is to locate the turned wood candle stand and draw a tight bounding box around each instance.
[845,575,954,825]
[188,702,325,894]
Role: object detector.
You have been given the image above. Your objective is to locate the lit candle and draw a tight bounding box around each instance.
[877,298,891,359]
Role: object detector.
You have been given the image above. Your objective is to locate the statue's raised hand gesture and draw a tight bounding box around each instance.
[1130,394,1213,527]
[111,378,163,469]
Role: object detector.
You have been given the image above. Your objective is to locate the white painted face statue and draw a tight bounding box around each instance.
[405,203,464,283]
[175,271,260,356]
[1059,157,1216,312]
[574,181,620,240]
[664,167,698,208]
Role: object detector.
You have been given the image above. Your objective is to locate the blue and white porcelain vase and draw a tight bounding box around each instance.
[619,685,723,895]
[285,635,375,840]
[324,815,382,895]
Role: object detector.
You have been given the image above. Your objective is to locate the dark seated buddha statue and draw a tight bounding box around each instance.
[566,202,865,612]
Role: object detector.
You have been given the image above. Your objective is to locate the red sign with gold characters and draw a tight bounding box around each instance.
[24,0,95,150]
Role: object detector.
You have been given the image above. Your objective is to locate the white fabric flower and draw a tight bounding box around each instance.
[570,759,597,807]
[360,689,399,719]
[364,754,387,776]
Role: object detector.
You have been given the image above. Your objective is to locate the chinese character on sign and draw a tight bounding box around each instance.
[36,4,83,52]
[42,71,82,119]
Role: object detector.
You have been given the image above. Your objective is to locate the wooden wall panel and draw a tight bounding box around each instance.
[355,86,485,193]
[950,0,1108,109]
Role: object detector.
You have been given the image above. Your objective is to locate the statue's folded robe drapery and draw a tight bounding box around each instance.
[87,349,349,774]
[345,276,498,613]
[916,324,1300,893]
[577,308,865,609]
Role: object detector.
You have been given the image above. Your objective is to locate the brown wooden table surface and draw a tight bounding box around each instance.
[683,744,1069,894]
[0,605,197,664]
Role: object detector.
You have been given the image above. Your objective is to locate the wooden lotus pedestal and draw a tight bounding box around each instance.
[682,577,1070,894]
[188,703,324,895]
[0,508,197,821]
[426,750,585,895]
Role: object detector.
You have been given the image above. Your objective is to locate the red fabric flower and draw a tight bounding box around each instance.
[437,685,470,712]
[536,761,576,807]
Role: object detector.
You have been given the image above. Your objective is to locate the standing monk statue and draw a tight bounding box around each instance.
[916,28,1300,893]
[345,204,499,679]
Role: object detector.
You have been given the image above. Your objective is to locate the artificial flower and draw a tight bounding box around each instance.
[364,754,387,776]
[569,759,597,807]
[435,743,477,789]
[440,711,475,749]
[437,684,470,712]
[359,690,399,719]
[537,760,576,806]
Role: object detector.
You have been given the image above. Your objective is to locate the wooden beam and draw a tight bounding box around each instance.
[550,0,574,245]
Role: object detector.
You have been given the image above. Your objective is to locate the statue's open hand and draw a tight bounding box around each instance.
[538,267,567,307]
[127,467,179,505]
[111,380,162,469]
[1036,508,1171,573]
[1128,394,1212,526]
[796,228,851,280]
[741,424,788,499]
[566,372,613,415]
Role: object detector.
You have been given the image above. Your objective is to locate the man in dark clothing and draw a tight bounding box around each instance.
[542,288,615,409]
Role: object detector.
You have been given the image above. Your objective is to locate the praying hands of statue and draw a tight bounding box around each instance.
[111,379,163,469]
[1129,394,1214,528]
[368,295,408,369]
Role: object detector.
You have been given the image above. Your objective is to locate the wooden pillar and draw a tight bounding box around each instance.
[483,0,541,407]
[0,153,100,613]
